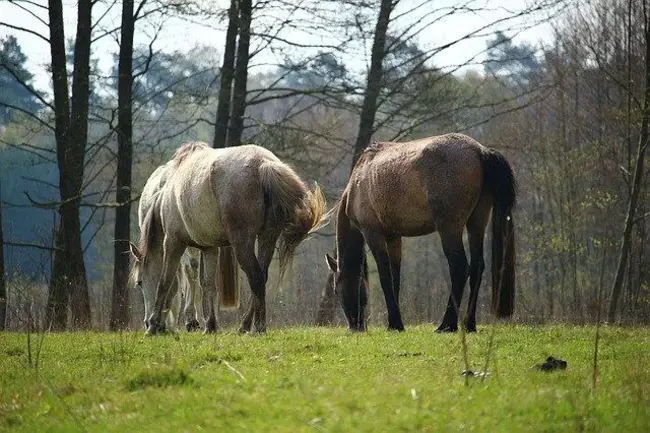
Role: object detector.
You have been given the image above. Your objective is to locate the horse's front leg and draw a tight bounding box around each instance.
[386,237,402,305]
[200,250,219,334]
[167,278,182,332]
[189,272,206,332]
[366,232,404,332]
[147,240,185,336]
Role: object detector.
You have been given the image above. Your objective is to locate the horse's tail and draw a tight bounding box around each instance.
[217,246,239,308]
[259,160,327,281]
[480,148,517,318]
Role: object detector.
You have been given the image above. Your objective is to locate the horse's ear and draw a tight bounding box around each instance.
[129,242,143,262]
[325,253,337,272]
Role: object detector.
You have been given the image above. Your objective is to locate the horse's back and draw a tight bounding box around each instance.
[347,133,485,235]
[159,143,280,245]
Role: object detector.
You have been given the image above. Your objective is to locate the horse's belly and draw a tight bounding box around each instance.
[171,184,229,247]
[182,211,229,247]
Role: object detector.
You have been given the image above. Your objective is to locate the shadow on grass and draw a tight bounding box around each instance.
[126,365,193,391]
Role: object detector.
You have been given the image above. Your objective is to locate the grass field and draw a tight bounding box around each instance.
[1,324,649,432]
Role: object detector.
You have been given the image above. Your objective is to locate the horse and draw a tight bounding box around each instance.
[325,133,516,333]
[129,159,206,332]
[130,141,326,335]
[315,252,369,327]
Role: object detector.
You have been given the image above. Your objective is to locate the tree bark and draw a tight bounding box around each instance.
[608,1,650,322]
[46,0,72,331]
[212,0,239,148]
[227,0,252,147]
[47,0,93,330]
[110,0,135,331]
[0,176,6,331]
[350,0,394,169]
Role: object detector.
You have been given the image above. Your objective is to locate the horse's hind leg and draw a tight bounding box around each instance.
[238,228,280,333]
[436,229,469,333]
[465,200,490,332]
[365,232,404,331]
[231,235,266,333]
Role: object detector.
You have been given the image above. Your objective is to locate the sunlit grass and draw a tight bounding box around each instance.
[1,324,649,432]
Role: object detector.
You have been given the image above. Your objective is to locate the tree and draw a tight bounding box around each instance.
[351,0,395,167]
[46,0,94,330]
[109,0,138,331]
[0,175,6,330]
[608,0,650,322]
[227,0,252,146]
[213,0,238,148]
[316,0,395,325]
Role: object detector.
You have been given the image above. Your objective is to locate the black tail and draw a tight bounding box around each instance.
[481,148,517,318]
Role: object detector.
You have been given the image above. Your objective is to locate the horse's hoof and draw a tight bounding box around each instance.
[145,323,166,336]
[203,323,217,335]
[186,319,201,332]
[237,320,252,334]
[464,324,477,333]
[435,325,457,333]
[203,317,218,334]
[388,325,405,332]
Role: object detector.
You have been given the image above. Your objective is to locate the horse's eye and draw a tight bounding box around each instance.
[137,280,143,286]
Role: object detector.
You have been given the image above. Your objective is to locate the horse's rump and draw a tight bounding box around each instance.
[258,159,327,279]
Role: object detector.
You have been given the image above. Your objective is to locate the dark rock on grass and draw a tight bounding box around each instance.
[537,356,568,372]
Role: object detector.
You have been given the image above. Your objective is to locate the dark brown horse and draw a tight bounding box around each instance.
[325,133,516,332]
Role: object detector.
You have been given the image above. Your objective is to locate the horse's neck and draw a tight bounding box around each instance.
[336,196,364,275]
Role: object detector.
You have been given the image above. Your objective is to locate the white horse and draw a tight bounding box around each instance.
[130,160,205,332]
[130,142,326,335]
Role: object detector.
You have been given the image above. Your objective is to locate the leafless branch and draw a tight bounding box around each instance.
[0,22,49,43]
[0,102,53,131]
[0,61,54,111]
[3,240,63,252]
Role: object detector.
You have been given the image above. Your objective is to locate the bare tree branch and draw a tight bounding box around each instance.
[3,241,63,252]
[0,103,53,131]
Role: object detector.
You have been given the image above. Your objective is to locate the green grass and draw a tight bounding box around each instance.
[1,325,649,432]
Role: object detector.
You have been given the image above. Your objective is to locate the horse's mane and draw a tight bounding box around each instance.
[363,140,398,153]
[172,141,209,166]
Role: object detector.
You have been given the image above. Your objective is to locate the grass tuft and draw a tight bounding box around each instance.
[125,365,193,391]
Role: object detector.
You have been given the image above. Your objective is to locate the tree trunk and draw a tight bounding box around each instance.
[47,0,93,330]
[46,0,72,331]
[227,0,252,147]
[0,176,6,331]
[316,0,395,324]
[608,3,650,322]
[213,0,239,148]
[110,0,135,331]
[350,0,394,169]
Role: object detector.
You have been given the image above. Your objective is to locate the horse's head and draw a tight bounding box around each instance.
[129,242,158,329]
[325,253,368,331]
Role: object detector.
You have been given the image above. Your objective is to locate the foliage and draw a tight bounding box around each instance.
[0,35,42,125]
